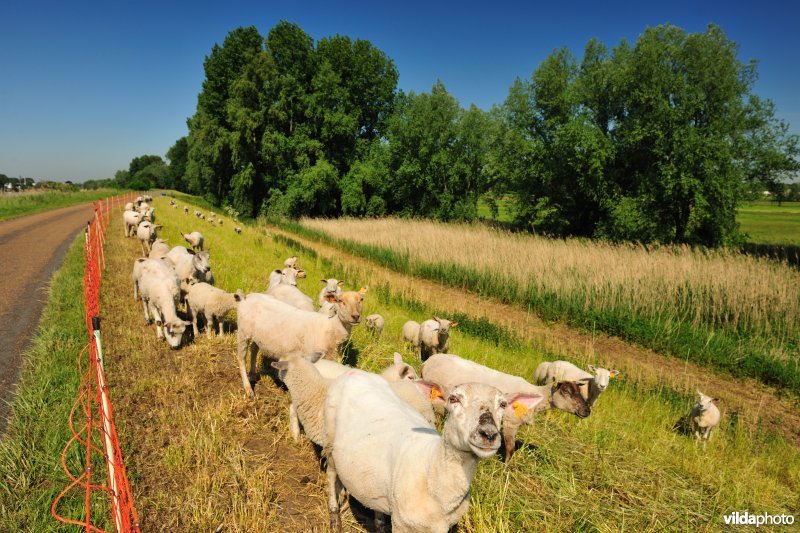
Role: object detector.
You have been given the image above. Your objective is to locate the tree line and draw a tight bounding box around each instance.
[119,21,798,246]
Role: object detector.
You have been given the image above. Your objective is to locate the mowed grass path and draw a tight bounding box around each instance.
[0,189,117,222]
[104,196,799,531]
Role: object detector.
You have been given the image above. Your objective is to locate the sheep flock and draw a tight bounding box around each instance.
[122,195,722,532]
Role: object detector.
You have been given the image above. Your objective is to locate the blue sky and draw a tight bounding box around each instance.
[1,0,798,181]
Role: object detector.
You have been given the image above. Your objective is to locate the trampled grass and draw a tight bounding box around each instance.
[0,236,111,531]
[295,217,800,393]
[102,196,798,531]
[0,189,118,221]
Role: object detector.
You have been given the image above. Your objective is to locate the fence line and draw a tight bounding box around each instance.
[52,192,141,532]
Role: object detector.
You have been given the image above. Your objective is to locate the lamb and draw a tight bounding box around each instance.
[123,210,143,237]
[534,360,620,407]
[274,352,434,449]
[284,256,299,268]
[134,258,190,349]
[318,279,344,307]
[194,210,201,217]
[217,218,223,226]
[691,390,720,446]
[364,314,385,337]
[267,272,315,311]
[234,226,242,234]
[136,221,162,257]
[323,371,542,532]
[422,353,591,461]
[185,283,245,338]
[184,206,189,214]
[418,317,458,361]
[235,289,365,398]
[402,320,420,345]
[173,250,213,294]
[148,238,170,259]
[182,231,204,251]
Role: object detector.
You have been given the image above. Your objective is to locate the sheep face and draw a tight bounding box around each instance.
[192,251,211,275]
[164,320,190,349]
[695,390,719,411]
[389,352,418,381]
[587,365,620,391]
[550,381,591,418]
[334,291,364,325]
[320,278,344,299]
[444,383,542,458]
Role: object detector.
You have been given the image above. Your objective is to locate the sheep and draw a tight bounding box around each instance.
[135,258,190,349]
[234,226,242,234]
[323,370,542,532]
[318,300,337,317]
[534,360,620,407]
[165,245,191,266]
[182,231,204,251]
[364,314,385,337]
[691,390,720,446]
[136,221,162,257]
[135,195,143,206]
[169,199,176,206]
[185,283,245,338]
[275,352,434,449]
[200,214,205,220]
[284,256,299,268]
[194,210,201,217]
[267,267,300,290]
[318,279,344,307]
[137,202,150,213]
[143,194,153,202]
[402,320,420,345]
[218,218,223,226]
[417,317,458,361]
[141,207,156,223]
[124,202,134,212]
[148,238,170,259]
[422,353,591,462]
[173,250,213,294]
[314,352,418,383]
[267,274,315,312]
[184,206,189,214]
[235,289,365,398]
[123,210,142,238]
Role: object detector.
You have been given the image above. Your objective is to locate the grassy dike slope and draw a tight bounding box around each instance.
[0,235,111,531]
[100,195,799,531]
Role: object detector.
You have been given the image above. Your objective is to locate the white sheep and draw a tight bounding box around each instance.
[235,289,365,398]
[422,353,591,461]
[148,238,170,259]
[323,371,542,532]
[182,231,204,251]
[691,390,721,446]
[194,210,201,217]
[267,267,300,290]
[318,279,344,307]
[124,202,134,212]
[284,256,299,268]
[123,210,142,238]
[136,221,162,257]
[173,250,213,294]
[417,317,458,361]
[363,314,385,337]
[218,218,223,226]
[185,283,245,338]
[184,206,189,214]
[234,226,242,234]
[134,258,190,349]
[267,274,315,312]
[534,360,620,407]
[137,202,150,213]
[402,320,420,345]
[164,245,190,266]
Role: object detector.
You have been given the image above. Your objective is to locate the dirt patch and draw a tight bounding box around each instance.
[271,225,800,446]
[0,202,94,435]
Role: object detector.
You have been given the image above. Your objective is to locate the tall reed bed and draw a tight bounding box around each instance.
[294,218,800,392]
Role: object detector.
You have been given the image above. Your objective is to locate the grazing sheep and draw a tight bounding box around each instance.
[143,194,153,202]
[364,314,385,337]
[173,250,213,294]
[218,218,223,226]
[323,371,542,532]
[148,238,170,259]
[235,290,365,398]
[184,206,189,214]
[422,353,591,461]
[194,210,201,217]
[185,283,245,338]
[124,202,134,212]
[534,360,620,407]
[182,231,204,251]
[267,274,315,312]
[136,221,162,257]
[402,320,420,345]
[267,267,301,290]
[140,207,156,223]
[123,210,143,238]
[164,245,190,266]
[417,317,458,361]
[137,202,150,214]
[134,258,190,349]
[691,390,720,446]
[234,226,242,234]
[318,279,344,307]
[169,199,176,206]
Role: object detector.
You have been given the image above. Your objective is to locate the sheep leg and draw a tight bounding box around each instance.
[502,424,517,462]
[326,458,342,532]
[374,512,388,532]
[186,303,198,337]
[236,333,256,399]
[217,319,224,336]
[141,297,151,324]
[139,240,147,257]
[289,403,300,442]
[207,316,214,339]
[152,305,164,339]
[133,280,138,301]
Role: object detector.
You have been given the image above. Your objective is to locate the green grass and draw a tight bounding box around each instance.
[277,219,800,395]
[143,194,800,531]
[738,201,800,246]
[0,189,119,222]
[477,194,516,223]
[0,235,111,531]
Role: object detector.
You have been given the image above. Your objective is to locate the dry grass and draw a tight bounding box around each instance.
[98,198,799,531]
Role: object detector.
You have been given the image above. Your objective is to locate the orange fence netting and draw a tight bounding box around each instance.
[52,193,141,532]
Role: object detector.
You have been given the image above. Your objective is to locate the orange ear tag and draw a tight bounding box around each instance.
[512,401,529,418]
[430,387,442,401]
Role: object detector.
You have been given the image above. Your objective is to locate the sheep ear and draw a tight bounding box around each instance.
[308,351,324,363]
[505,393,543,417]
[136,258,146,263]
[337,280,345,286]
[233,292,242,302]
[450,322,458,328]
[609,370,620,378]
[712,398,720,402]
[587,365,597,373]
[182,320,192,326]
[393,352,403,365]
[359,286,368,295]
[696,389,703,396]
[321,279,328,284]
[414,380,446,406]
[433,316,441,322]
[271,361,289,370]
[274,269,282,275]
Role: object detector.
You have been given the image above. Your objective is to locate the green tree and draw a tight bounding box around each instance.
[166,136,189,191]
